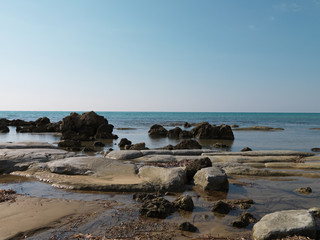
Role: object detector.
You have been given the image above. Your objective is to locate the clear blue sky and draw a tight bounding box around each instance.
[0,0,319,112]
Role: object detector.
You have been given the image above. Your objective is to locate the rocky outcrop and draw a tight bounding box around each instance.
[0,125,9,133]
[139,196,175,218]
[252,210,317,240]
[185,157,212,181]
[191,123,234,140]
[194,167,229,191]
[167,127,182,138]
[148,124,168,137]
[16,117,61,133]
[60,111,117,141]
[125,142,148,150]
[118,138,132,149]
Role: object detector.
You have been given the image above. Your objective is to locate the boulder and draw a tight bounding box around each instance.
[0,125,9,133]
[185,157,212,182]
[178,222,197,232]
[252,210,317,240]
[167,127,182,138]
[296,187,312,194]
[184,122,192,128]
[194,167,229,191]
[118,138,132,149]
[148,124,168,137]
[311,148,320,152]
[173,195,194,211]
[133,193,162,203]
[127,142,148,150]
[35,117,50,126]
[60,111,116,141]
[138,166,186,192]
[139,196,175,219]
[179,130,193,138]
[241,147,252,152]
[174,140,202,149]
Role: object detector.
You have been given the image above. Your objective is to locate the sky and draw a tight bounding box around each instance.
[0,0,319,112]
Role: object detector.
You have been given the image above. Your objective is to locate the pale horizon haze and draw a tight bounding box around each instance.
[0,0,319,113]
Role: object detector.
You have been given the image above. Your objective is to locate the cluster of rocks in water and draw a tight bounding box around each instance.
[148,123,234,140]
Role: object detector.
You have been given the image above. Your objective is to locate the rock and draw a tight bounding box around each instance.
[138,166,186,192]
[35,117,50,126]
[167,127,182,138]
[60,111,116,141]
[58,140,81,148]
[191,123,234,140]
[148,124,168,137]
[184,122,192,128]
[296,187,312,194]
[8,119,33,127]
[241,147,252,152]
[107,150,144,160]
[227,199,254,209]
[174,140,202,149]
[193,167,229,191]
[158,144,175,150]
[308,207,320,218]
[252,210,317,240]
[211,200,232,214]
[233,126,284,131]
[118,138,132,149]
[133,193,162,203]
[82,147,95,152]
[231,124,239,128]
[0,125,9,133]
[139,196,175,219]
[179,130,193,138]
[0,141,58,149]
[93,141,105,147]
[178,222,197,232]
[214,143,228,148]
[232,212,256,228]
[173,195,194,211]
[311,148,320,152]
[185,157,212,182]
[127,142,148,150]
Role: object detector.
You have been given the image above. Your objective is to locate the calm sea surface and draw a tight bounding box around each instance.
[0,111,319,152]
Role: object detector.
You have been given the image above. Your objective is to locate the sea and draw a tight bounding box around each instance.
[0,111,319,152]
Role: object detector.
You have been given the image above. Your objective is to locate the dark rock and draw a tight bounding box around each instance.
[231,124,239,128]
[211,200,233,214]
[9,119,34,127]
[158,144,175,150]
[296,187,312,194]
[0,118,9,126]
[214,143,228,148]
[0,125,9,133]
[178,222,198,232]
[83,147,95,152]
[179,130,193,138]
[118,138,132,149]
[148,124,168,137]
[311,148,320,152]
[133,193,162,202]
[60,111,116,141]
[191,123,234,140]
[174,140,202,149]
[173,195,194,211]
[241,147,252,152]
[227,199,254,209]
[232,212,256,228]
[167,127,182,138]
[35,117,50,126]
[94,141,105,147]
[139,197,175,219]
[58,140,82,148]
[184,122,192,128]
[127,142,148,150]
[185,157,212,182]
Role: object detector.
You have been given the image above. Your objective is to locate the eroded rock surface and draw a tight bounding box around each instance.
[193,167,229,191]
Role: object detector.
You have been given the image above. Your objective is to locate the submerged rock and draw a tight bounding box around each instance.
[232,212,256,228]
[252,210,316,240]
[211,200,233,214]
[139,196,175,219]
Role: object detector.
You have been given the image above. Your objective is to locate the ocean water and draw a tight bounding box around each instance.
[0,111,319,152]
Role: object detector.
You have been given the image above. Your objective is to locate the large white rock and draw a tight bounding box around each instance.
[252,210,316,240]
[193,166,228,191]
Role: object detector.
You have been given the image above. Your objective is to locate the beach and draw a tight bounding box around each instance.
[0,111,320,239]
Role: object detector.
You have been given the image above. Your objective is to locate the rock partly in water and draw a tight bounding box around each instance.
[241,147,252,152]
[252,210,316,240]
[139,196,175,219]
[174,140,202,149]
[93,141,105,147]
[191,123,234,140]
[211,200,233,214]
[178,222,198,232]
[118,138,132,149]
[0,125,9,133]
[167,127,182,138]
[133,193,162,203]
[296,187,312,194]
[311,148,320,152]
[232,212,256,228]
[173,195,194,211]
[126,142,148,150]
[60,111,116,141]
[148,124,168,137]
[234,126,284,131]
[185,157,212,182]
[194,167,229,191]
